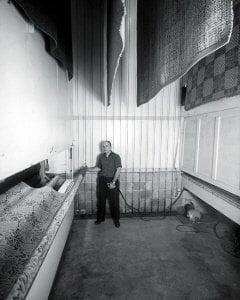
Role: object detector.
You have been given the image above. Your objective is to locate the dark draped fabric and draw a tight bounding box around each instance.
[107,0,126,105]
[137,0,233,106]
[13,0,73,80]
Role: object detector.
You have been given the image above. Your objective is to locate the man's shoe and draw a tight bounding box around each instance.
[115,222,120,228]
[95,220,102,224]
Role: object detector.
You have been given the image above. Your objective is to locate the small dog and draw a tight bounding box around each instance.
[184,202,201,222]
[187,208,201,223]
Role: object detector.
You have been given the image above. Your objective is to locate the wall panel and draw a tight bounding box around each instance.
[198,117,215,177]
[182,119,197,172]
[182,106,240,196]
[217,114,240,188]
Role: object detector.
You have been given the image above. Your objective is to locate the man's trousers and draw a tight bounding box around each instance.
[97,176,120,223]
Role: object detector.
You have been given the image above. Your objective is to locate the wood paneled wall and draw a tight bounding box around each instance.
[0,0,73,180]
[182,99,240,197]
[71,0,182,172]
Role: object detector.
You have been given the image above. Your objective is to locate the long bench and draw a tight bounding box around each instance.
[182,172,240,225]
[0,173,84,300]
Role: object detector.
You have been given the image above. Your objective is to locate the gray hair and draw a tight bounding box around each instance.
[102,140,111,147]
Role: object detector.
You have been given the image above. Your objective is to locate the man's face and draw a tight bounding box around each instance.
[101,142,111,154]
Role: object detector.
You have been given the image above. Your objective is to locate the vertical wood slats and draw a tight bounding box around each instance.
[72,0,182,214]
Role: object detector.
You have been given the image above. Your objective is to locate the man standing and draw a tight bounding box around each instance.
[87,141,122,227]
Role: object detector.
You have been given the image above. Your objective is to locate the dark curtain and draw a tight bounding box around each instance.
[13,0,73,80]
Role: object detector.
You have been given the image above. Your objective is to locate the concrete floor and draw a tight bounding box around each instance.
[49,217,240,300]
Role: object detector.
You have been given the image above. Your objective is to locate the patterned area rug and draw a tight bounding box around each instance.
[137,0,233,106]
[184,0,240,110]
[0,182,65,299]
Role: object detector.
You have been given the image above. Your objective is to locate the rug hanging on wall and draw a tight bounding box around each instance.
[183,0,240,110]
[137,0,233,106]
[12,0,73,79]
[107,0,126,105]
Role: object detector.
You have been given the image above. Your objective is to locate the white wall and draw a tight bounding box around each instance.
[72,0,181,171]
[181,96,240,197]
[0,0,73,180]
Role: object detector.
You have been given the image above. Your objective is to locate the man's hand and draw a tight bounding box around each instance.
[78,165,88,175]
[107,182,116,189]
